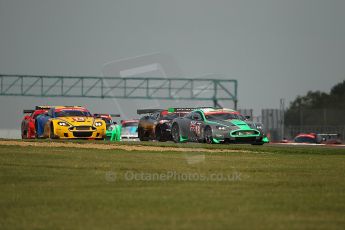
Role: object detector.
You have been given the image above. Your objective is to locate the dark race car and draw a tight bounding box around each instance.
[137,108,195,141]
[171,108,269,145]
[21,106,51,139]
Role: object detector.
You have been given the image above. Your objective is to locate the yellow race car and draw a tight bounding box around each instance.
[40,106,106,139]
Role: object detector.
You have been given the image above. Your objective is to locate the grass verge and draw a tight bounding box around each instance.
[0,143,345,229]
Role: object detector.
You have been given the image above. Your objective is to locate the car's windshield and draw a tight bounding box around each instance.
[205,113,245,121]
[122,122,138,127]
[55,110,92,117]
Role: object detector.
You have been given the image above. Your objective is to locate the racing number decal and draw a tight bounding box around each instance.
[190,121,196,131]
[190,121,202,136]
[195,124,201,136]
[73,117,85,122]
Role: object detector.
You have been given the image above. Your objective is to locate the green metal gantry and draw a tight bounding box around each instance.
[0,75,238,109]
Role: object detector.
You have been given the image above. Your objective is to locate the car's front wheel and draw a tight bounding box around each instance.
[21,123,27,139]
[49,124,58,139]
[138,127,149,141]
[171,123,181,143]
[155,125,168,142]
[204,127,214,144]
[21,130,27,139]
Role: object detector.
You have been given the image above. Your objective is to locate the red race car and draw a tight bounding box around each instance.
[281,133,343,144]
[21,106,51,139]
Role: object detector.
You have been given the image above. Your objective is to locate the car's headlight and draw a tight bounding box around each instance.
[94,122,103,127]
[216,126,227,130]
[255,123,263,130]
[107,126,113,131]
[58,122,69,126]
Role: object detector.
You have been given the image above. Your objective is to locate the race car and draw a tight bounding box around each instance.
[21,106,51,139]
[137,108,195,141]
[93,113,120,129]
[171,108,269,145]
[121,119,139,141]
[36,106,106,139]
[91,114,122,141]
[293,133,342,144]
[293,133,321,144]
[94,113,122,141]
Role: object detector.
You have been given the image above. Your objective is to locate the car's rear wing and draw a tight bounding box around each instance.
[167,107,214,113]
[137,107,214,115]
[23,110,35,114]
[137,109,163,115]
[317,133,340,136]
[35,106,84,110]
[121,119,139,124]
[168,108,193,113]
[35,106,54,110]
[94,113,121,118]
[317,133,341,138]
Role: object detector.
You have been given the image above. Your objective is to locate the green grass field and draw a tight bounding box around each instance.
[1,141,345,230]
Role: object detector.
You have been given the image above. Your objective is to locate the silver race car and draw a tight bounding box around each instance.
[171,108,269,145]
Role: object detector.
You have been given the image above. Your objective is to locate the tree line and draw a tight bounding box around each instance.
[285,80,345,126]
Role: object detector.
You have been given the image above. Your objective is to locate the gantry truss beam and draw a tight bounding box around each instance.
[0,75,238,108]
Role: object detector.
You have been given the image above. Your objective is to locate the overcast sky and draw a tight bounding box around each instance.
[0,0,344,134]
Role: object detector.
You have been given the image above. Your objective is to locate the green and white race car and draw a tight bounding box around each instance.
[93,114,122,141]
[171,108,269,145]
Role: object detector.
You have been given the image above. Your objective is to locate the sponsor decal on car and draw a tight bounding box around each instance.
[73,117,85,122]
